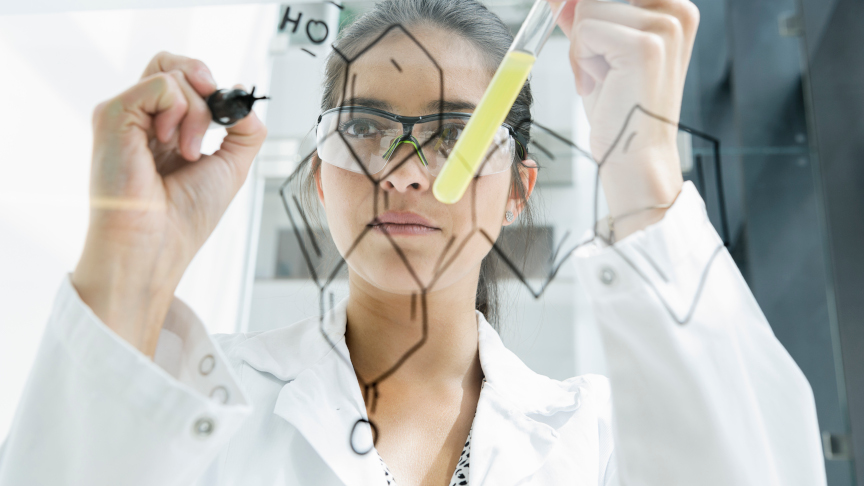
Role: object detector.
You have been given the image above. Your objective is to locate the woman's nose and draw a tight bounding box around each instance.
[379,143,432,193]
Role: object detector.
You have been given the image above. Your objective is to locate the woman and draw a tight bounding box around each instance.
[0,0,826,485]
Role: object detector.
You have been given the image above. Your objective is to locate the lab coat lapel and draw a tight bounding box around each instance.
[469,314,583,485]
[470,384,560,485]
[272,340,386,486]
[237,302,582,486]
[259,301,385,486]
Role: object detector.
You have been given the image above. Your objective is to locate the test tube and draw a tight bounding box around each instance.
[432,0,565,204]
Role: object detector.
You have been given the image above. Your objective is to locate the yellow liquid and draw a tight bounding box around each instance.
[432,50,536,204]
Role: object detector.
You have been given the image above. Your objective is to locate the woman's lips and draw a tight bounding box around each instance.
[373,223,439,235]
[370,211,440,236]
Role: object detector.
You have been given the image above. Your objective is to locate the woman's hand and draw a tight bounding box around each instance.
[71,52,267,358]
[555,0,699,239]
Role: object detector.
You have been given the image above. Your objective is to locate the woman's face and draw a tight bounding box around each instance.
[316,26,536,295]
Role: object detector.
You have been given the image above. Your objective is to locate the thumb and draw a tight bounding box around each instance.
[165,98,267,220]
[210,83,268,190]
[210,106,268,191]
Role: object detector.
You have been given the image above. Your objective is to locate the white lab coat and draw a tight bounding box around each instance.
[0,182,827,486]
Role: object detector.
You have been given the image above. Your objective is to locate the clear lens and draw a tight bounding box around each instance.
[316,109,515,177]
[317,110,401,175]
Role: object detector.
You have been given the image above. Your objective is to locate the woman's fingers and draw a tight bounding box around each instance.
[573,18,664,69]
[576,0,683,40]
[570,17,677,149]
[557,0,684,97]
[142,53,218,162]
[99,72,187,149]
[142,51,217,98]
[141,76,187,145]
[554,1,579,40]
[628,0,700,37]
[91,71,188,199]
[556,0,699,46]
[572,55,607,96]
[143,52,220,161]
[571,17,664,98]
[162,69,212,161]
[575,0,699,68]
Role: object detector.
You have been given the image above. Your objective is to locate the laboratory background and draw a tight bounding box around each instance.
[0,0,862,484]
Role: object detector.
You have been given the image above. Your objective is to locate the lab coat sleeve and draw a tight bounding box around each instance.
[0,276,252,486]
[572,181,826,486]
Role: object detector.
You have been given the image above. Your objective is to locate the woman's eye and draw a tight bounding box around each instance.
[342,119,380,138]
[439,124,464,143]
[432,124,465,157]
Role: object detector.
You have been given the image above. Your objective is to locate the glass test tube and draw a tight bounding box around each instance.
[432,0,566,204]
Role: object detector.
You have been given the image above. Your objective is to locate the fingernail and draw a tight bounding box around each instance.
[199,68,217,89]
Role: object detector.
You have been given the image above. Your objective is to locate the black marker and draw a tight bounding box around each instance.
[206,86,269,126]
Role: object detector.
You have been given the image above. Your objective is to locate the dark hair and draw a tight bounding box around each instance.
[296,0,536,328]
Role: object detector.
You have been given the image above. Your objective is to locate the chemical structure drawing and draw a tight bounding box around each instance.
[276,23,728,455]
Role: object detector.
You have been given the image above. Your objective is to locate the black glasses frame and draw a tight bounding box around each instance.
[317,105,529,162]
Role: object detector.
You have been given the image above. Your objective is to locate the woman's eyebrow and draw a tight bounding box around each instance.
[339,97,477,114]
[341,97,392,111]
[426,99,476,112]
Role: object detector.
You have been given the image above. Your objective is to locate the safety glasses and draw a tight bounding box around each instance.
[316,106,527,178]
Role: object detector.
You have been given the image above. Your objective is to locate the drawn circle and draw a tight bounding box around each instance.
[210,385,230,404]
[199,354,216,375]
[349,418,378,455]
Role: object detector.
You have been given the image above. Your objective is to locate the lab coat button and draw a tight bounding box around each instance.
[210,385,230,404]
[199,354,216,375]
[599,266,616,285]
[193,417,216,438]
